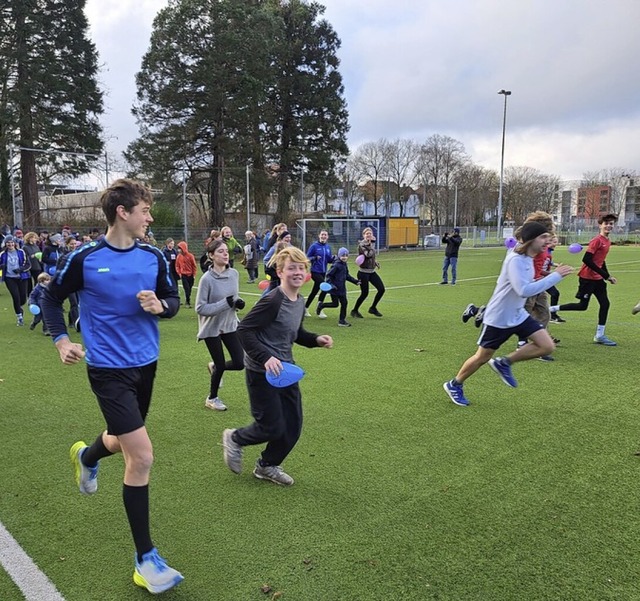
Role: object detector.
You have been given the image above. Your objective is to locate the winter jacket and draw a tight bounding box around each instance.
[0,247,30,281]
[325,260,359,296]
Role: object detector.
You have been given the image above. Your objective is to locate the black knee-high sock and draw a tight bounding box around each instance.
[82,434,115,467]
[123,484,153,562]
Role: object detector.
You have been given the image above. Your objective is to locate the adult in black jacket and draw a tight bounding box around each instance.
[440,228,462,285]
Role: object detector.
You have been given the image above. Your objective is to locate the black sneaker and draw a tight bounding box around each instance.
[474,305,486,328]
[338,320,352,327]
[552,314,566,323]
[439,281,448,285]
[350,310,364,319]
[538,355,555,362]
[461,303,478,323]
[368,307,383,317]
[316,302,323,316]
[29,322,36,331]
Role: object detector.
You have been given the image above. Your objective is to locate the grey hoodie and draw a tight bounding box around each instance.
[195,267,240,338]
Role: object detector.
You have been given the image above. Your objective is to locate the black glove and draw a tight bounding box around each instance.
[234,298,246,310]
[226,295,235,308]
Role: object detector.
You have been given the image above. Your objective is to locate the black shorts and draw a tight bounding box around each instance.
[87,362,157,436]
[478,316,544,350]
[575,277,606,301]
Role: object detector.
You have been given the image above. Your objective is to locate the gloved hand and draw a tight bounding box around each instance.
[234,298,245,310]
[226,295,235,308]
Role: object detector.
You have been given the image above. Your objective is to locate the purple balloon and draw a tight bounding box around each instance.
[355,254,365,266]
[568,243,583,254]
[504,236,517,249]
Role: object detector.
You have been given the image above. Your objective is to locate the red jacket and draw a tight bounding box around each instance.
[175,241,197,277]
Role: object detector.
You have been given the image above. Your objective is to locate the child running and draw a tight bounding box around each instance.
[222,246,333,486]
[443,222,574,407]
[549,213,618,346]
[317,247,359,326]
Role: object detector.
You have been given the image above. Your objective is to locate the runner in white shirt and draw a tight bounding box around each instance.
[443,221,574,407]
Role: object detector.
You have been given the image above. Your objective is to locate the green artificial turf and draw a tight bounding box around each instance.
[1,246,640,600]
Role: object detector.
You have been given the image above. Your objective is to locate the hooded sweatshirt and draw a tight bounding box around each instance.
[175,241,197,277]
[195,267,240,338]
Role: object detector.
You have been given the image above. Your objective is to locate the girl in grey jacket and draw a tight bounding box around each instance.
[196,238,246,411]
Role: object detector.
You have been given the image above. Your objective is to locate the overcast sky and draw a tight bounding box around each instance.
[85,0,640,182]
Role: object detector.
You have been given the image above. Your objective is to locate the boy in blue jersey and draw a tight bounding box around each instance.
[41,179,183,595]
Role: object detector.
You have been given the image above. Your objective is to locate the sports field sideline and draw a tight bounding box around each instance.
[2,246,640,600]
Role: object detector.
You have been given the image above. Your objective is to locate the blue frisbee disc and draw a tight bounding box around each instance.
[319,282,332,292]
[266,362,305,388]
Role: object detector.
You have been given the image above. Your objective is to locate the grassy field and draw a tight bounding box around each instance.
[1,245,640,600]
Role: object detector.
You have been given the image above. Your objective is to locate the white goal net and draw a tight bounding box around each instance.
[296,218,381,255]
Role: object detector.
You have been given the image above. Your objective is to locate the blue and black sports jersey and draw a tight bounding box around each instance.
[42,239,180,368]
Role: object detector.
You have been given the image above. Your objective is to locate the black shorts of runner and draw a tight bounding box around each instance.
[87,362,157,436]
[478,315,544,350]
[575,277,606,301]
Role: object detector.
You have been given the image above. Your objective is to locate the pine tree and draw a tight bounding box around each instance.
[1,0,104,227]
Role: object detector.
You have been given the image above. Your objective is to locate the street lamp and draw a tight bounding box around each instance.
[497,89,511,238]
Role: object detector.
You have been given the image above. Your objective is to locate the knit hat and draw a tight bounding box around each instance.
[278,231,291,240]
[520,221,548,243]
[2,234,15,244]
[50,233,63,245]
[453,227,460,233]
[338,247,349,257]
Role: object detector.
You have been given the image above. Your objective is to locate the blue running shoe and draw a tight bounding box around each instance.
[489,357,518,388]
[443,380,470,406]
[134,548,184,594]
[69,441,98,495]
[593,335,617,346]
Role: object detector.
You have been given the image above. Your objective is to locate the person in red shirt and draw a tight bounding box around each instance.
[549,213,618,346]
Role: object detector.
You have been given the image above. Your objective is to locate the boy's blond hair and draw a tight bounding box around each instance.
[270,246,309,272]
[37,272,51,284]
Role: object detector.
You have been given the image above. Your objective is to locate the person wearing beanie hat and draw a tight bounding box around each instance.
[304,230,334,318]
[440,227,463,285]
[443,222,574,407]
[513,214,559,361]
[317,246,359,326]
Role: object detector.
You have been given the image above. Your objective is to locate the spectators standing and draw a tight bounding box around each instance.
[440,228,462,285]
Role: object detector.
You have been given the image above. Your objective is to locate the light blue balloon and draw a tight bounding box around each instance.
[319,282,332,292]
[29,304,41,315]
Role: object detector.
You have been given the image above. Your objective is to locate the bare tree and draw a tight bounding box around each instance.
[503,166,560,224]
[417,134,469,227]
[384,138,420,217]
[351,139,391,215]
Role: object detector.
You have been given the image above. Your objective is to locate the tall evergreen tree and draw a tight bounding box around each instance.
[128,0,277,227]
[0,0,103,227]
[267,0,349,223]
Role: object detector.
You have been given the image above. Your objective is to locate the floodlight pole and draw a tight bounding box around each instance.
[497,89,512,239]
[246,163,251,230]
[182,169,188,242]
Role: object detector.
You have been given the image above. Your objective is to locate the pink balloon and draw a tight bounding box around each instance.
[304,272,312,282]
[258,280,269,290]
[568,243,583,254]
[504,236,517,249]
[355,254,365,266]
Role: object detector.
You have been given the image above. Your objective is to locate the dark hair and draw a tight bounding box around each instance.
[598,213,617,224]
[100,179,153,225]
[206,238,228,255]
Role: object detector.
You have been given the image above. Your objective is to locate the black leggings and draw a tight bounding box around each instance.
[5,277,27,315]
[353,271,385,312]
[321,294,348,321]
[559,285,610,325]
[204,332,244,398]
[547,285,560,306]
[305,272,328,308]
[181,274,194,304]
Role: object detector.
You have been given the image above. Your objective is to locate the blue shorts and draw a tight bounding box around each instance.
[477,316,544,350]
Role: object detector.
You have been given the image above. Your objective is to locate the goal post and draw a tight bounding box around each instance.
[296,218,381,255]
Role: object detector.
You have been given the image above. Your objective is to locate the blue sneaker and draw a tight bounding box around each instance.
[69,441,98,495]
[594,335,617,346]
[443,380,470,406]
[489,357,518,388]
[133,548,184,594]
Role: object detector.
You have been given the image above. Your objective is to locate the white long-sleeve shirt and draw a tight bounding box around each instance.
[482,250,563,328]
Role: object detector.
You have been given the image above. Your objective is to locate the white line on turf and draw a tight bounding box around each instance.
[0,522,65,601]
